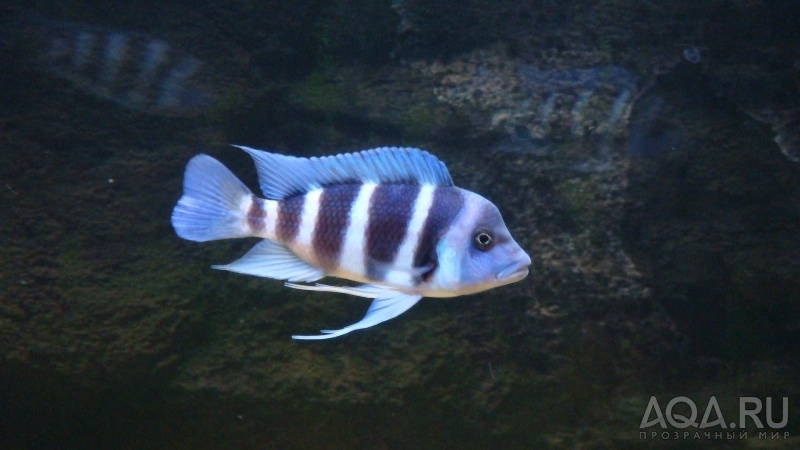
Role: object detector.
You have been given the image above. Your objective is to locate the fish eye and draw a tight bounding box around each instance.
[473,229,494,251]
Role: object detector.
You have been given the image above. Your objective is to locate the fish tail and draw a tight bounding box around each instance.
[171,154,254,242]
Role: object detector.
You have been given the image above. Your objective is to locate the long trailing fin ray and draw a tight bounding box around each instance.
[171,154,252,242]
[291,289,423,340]
[212,240,324,282]
[232,145,453,200]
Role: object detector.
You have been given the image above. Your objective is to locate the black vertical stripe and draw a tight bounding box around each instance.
[413,187,465,283]
[276,194,304,243]
[312,184,362,270]
[365,184,421,281]
[246,195,267,233]
[105,34,148,99]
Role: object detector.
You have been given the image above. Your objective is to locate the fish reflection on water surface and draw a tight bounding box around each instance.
[171,147,531,339]
[3,14,215,116]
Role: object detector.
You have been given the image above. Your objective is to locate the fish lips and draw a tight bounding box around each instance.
[496,259,530,283]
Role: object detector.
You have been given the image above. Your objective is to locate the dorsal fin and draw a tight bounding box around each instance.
[233,145,453,200]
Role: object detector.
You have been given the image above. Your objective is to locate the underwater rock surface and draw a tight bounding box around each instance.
[420,45,639,155]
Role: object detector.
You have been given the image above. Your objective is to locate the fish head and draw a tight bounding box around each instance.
[431,191,531,296]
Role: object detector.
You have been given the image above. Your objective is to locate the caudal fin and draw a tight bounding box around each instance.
[171,154,252,242]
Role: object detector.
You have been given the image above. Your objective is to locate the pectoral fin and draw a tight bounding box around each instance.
[287,283,422,340]
[365,259,436,287]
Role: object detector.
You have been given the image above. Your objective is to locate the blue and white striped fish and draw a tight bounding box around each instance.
[171,146,531,340]
[4,15,213,116]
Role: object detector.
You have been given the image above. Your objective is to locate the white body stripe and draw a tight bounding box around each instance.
[72,31,95,70]
[296,189,323,252]
[155,57,201,109]
[101,33,128,89]
[264,199,279,239]
[383,184,435,288]
[129,39,169,106]
[139,40,169,81]
[238,195,254,235]
[337,183,377,278]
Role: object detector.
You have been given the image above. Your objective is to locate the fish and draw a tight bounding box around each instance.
[171,146,531,340]
[2,14,215,116]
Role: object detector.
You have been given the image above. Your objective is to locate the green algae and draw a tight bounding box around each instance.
[556,178,599,226]
[293,71,349,116]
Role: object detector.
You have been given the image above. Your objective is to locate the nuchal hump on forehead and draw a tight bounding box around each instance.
[171,146,531,340]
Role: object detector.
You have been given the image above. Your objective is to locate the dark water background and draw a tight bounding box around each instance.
[1,1,799,448]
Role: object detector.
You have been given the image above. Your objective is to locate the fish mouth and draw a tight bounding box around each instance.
[496,260,530,282]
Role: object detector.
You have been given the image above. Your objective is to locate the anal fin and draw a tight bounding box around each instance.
[212,240,324,282]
